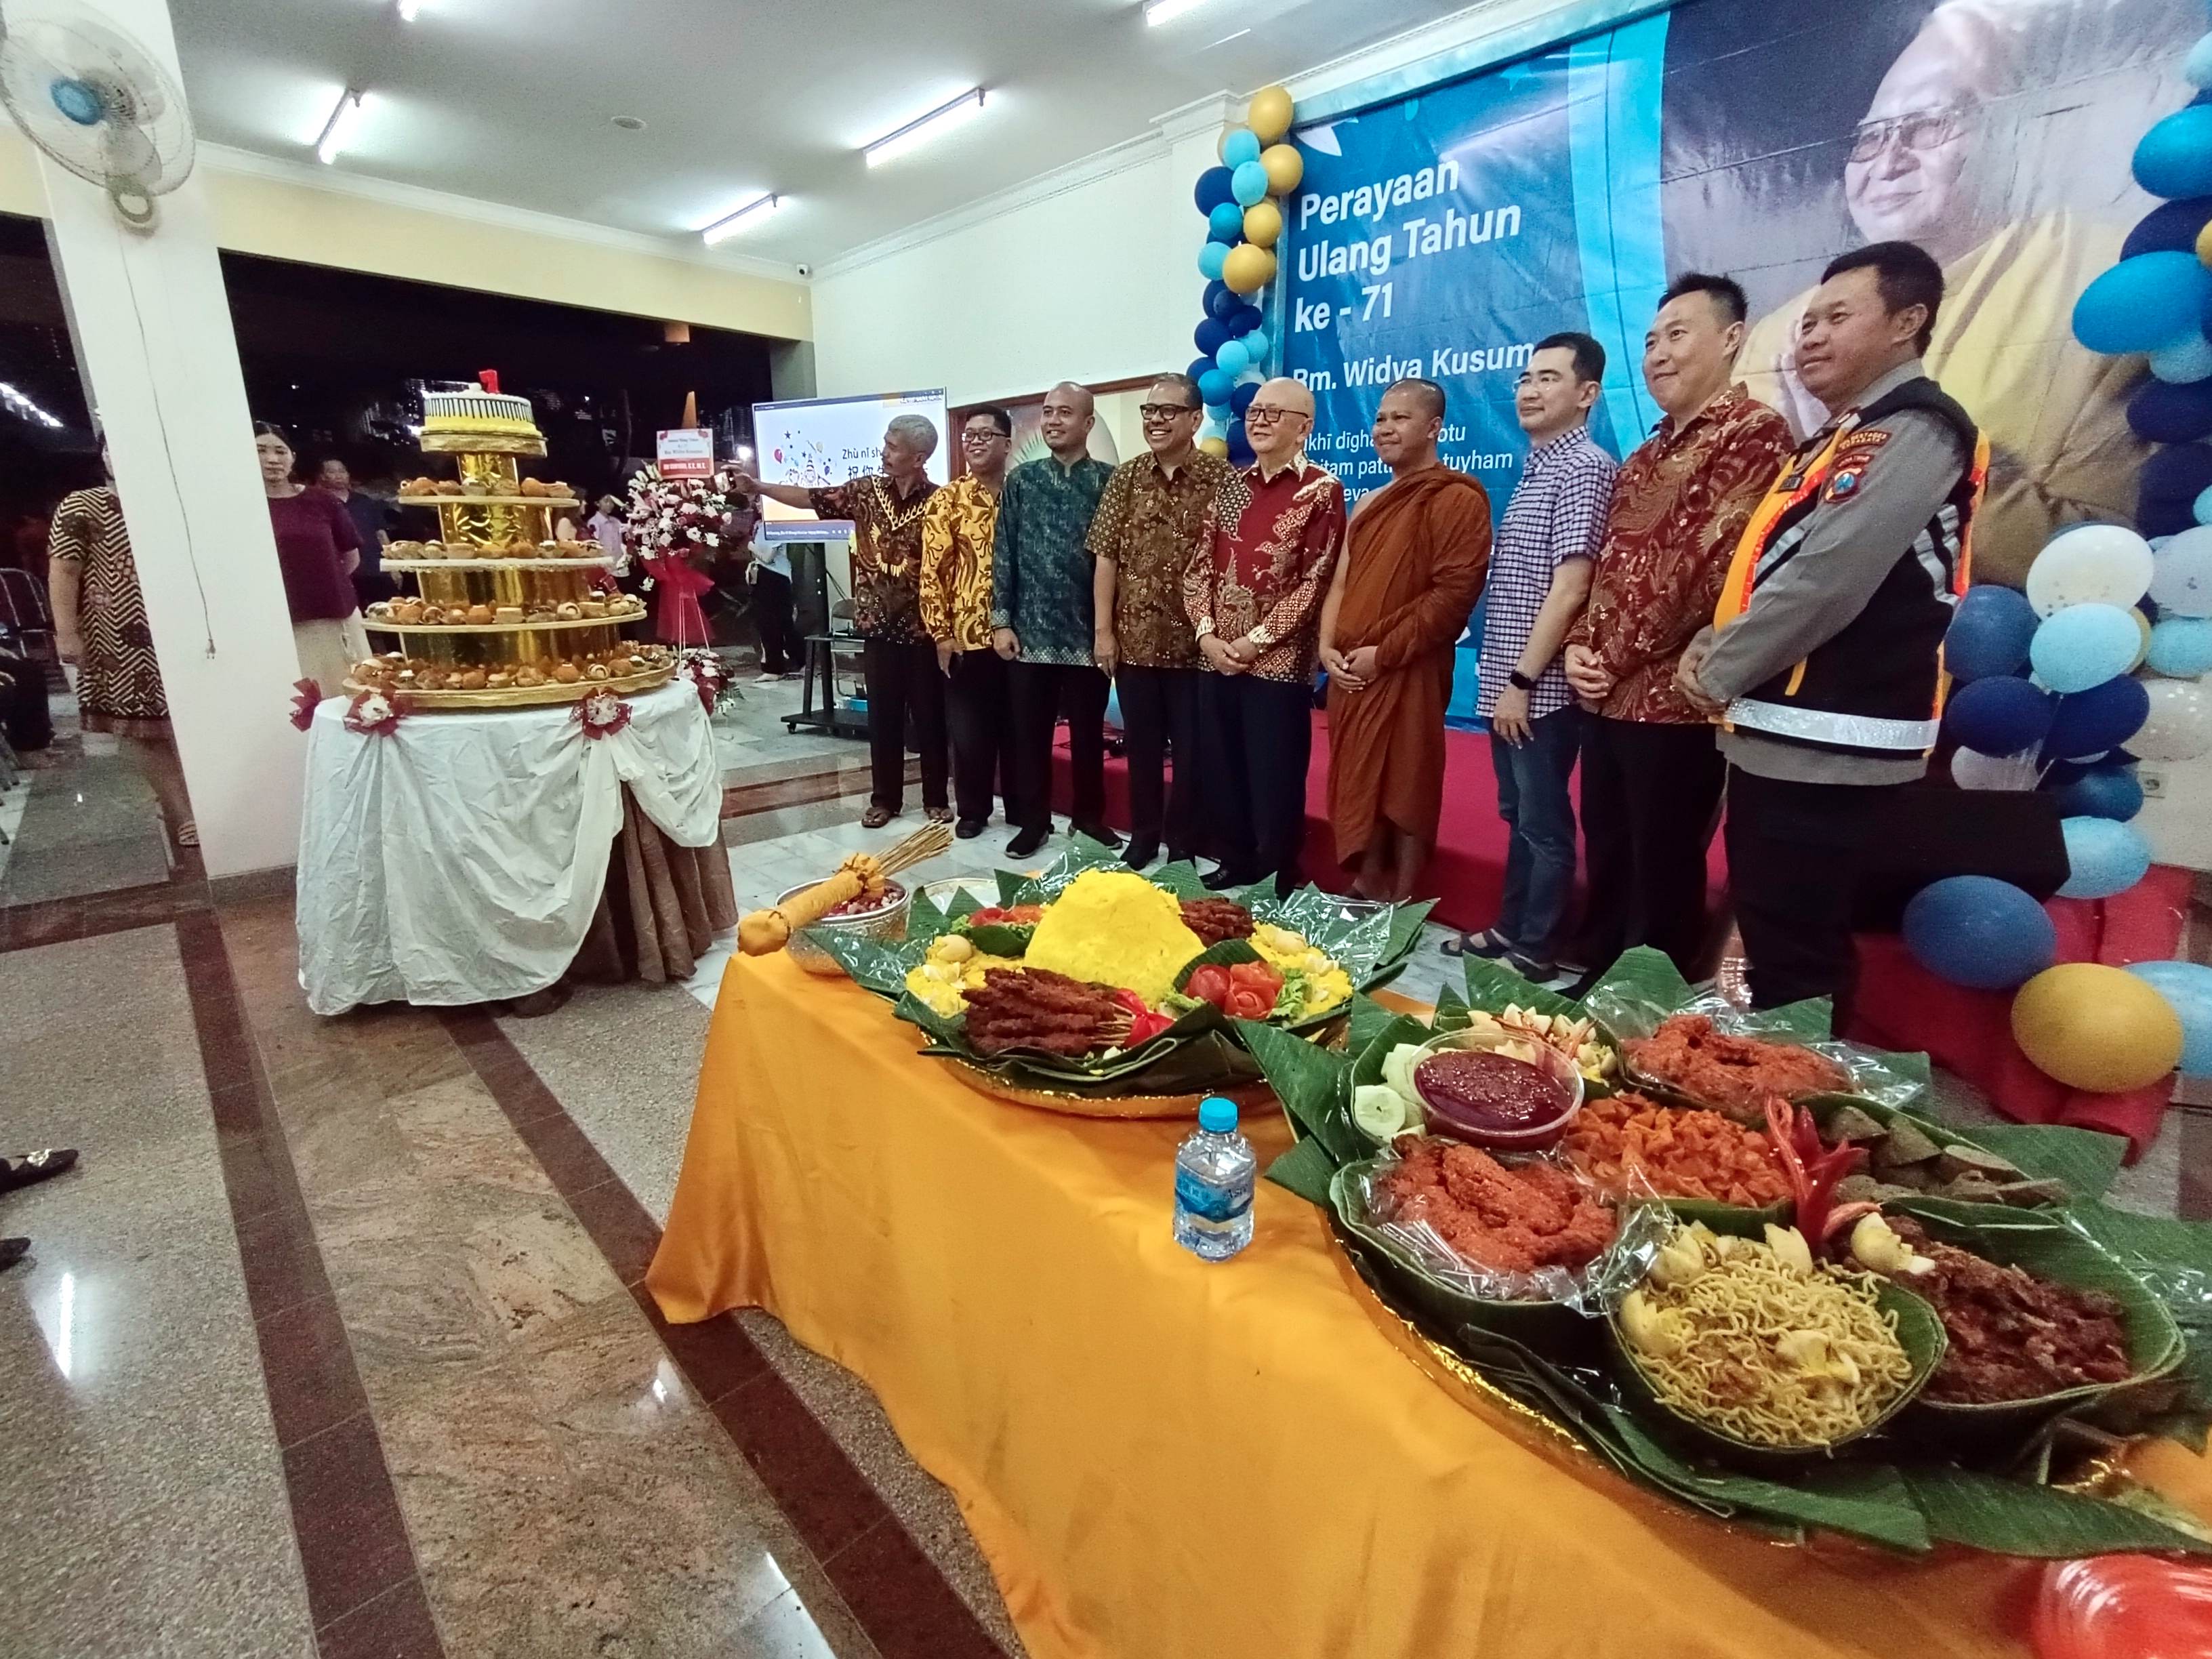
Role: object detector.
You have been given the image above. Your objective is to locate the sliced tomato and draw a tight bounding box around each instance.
[1185,964,1233,1008]
[1228,960,1284,1000]
[1223,986,1273,1020]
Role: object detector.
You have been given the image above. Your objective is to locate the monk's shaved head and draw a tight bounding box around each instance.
[1385,377,1446,421]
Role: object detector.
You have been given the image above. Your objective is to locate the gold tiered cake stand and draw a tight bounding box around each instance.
[350,441,677,712]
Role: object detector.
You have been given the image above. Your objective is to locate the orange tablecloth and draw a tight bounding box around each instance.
[648,952,2212,1659]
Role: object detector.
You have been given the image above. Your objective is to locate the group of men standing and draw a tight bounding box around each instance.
[733,236,1982,1015]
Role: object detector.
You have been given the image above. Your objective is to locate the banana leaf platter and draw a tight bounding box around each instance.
[1242,984,2212,1557]
[806,837,1432,1109]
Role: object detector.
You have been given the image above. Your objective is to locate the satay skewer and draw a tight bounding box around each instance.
[737,821,954,955]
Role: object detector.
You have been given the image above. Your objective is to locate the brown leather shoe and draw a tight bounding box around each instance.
[861,804,895,830]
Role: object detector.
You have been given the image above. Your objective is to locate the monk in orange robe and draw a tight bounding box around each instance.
[1320,379,1494,901]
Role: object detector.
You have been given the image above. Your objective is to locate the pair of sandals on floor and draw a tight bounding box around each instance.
[861,804,953,830]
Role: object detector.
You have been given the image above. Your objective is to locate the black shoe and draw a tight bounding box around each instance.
[954,818,986,840]
[1006,826,1050,859]
[1123,840,1160,871]
[0,1239,26,1271]
[1203,866,1254,892]
[1071,821,1124,850]
[0,1149,77,1193]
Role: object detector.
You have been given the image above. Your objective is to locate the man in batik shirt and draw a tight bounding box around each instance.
[1184,377,1345,898]
[923,405,1013,838]
[738,413,946,827]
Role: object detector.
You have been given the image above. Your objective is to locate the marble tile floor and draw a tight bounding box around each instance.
[0,741,172,905]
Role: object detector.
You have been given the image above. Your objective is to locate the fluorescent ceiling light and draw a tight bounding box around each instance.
[316,89,365,165]
[0,382,62,430]
[396,0,420,20]
[863,88,986,167]
[1145,0,1216,24]
[701,194,781,245]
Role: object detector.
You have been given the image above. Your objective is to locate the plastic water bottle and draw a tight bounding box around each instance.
[1173,1096,1256,1261]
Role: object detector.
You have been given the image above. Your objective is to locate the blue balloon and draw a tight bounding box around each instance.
[2043,675,2151,760]
[1232,302,1265,333]
[1222,127,1261,168]
[1231,160,1269,207]
[1227,419,1254,467]
[2058,815,2152,899]
[2198,483,2212,526]
[1944,583,2040,680]
[1242,326,1271,362]
[2149,615,2212,676]
[2129,377,2212,444]
[2190,33,2212,89]
[2133,105,2212,199]
[1195,166,1237,213]
[2142,443,2212,508]
[1229,381,1261,415]
[2142,494,2203,540]
[1197,241,1229,280]
[2125,961,2212,1075]
[2152,334,2212,384]
[2123,196,2212,260]
[1215,338,1250,377]
[1206,283,1243,322]
[1195,317,1230,356]
[1902,876,2058,990]
[1197,368,1234,407]
[1944,675,2055,754]
[1187,355,1214,386]
[1208,201,1246,242]
[2030,603,2144,692]
[2070,252,2212,354]
[2053,760,2146,822]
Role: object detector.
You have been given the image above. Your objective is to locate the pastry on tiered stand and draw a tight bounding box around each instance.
[352,377,679,710]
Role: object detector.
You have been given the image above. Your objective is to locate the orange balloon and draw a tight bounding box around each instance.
[1261,144,1303,197]
[1243,201,1282,249]
[1246,85,1293,144]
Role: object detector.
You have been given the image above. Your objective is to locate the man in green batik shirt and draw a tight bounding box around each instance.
[992,382,1118,859]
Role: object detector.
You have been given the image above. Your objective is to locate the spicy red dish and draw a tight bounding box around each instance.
[821,880,906,920]
[1414,1048,1576,1145]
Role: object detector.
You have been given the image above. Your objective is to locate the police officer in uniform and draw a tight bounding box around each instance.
[1678,241,1987,1014]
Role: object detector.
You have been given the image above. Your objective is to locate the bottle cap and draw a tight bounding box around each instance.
[1197,1095,1237,1133]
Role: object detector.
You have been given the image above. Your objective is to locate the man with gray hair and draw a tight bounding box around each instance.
[738,414,948,827]
[993,382,1117,859]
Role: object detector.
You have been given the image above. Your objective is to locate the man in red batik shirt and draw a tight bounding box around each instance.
[1184,377,1346,897]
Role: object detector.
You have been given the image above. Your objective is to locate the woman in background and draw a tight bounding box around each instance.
[255,423,368,691]
[47,442,196,846]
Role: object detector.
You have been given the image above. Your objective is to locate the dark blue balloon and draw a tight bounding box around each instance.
[2141,493,2199,539]
[2123,197,2212,260]
[1227,420,1254,467]
[1902,876,2057,990]
[1233,303,1265,333]
[1207,284,1244,323]
[1945,675,2055,754]
[1944,584,2039,680]
[1230,382,1261,415]
[1187,356,1214,387]
[2129,377,2212,444]
[2053,761,2146,822]
[1202,279,1231,314]
[1195,167,1237,213]
[1195,318,1231,357]
[2042,674,2152,760]
[2141,441,2212,504]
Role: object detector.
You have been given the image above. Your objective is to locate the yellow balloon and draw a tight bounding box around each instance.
[1243,201,1283,249]
[1261,144,1303,197]
[2011,963,2184,1092]
[1222,243,1277,295]
[1247,85,1294,145]
[1197,436,1229,459]
[2132,606,2154,672]
[2199,217,2212,269]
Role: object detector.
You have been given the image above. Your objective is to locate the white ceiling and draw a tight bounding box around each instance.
[167,0,1463,274]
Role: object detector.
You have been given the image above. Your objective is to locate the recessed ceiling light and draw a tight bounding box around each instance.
[701,194,781,245]
[863,88,987,168]
[1144,0,1216,25]
[395,0,420,20]
[611,115,647,131]
[316,89,365,165]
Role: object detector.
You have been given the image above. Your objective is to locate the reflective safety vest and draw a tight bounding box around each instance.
[1712,377,1986,759]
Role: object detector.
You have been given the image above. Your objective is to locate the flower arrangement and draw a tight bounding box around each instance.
[573,689,633,739]
[624,465,739,565]
[343,689,407,737]
[678,647,736,716]
[289,678,323,731]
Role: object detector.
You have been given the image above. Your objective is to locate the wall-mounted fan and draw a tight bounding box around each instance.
[0,7,195,229]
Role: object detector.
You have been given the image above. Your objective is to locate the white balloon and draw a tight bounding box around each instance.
[2026,524,2155,616]
[2152,333,2212,383]
[1950,745,2042,790]
[2150,526,2212,619]
[2135,676,2212,762]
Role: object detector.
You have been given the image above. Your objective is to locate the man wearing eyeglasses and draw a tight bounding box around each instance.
[922,406,1015,838]
[992,382,1118,860]
[1088,373,1233,871]
[1183,376,1346,897]
[1734,1,2140,584]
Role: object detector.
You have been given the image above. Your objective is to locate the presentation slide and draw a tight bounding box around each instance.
[751,389,951,543]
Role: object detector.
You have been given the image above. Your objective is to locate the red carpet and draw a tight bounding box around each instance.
[1052,708,2188,1158]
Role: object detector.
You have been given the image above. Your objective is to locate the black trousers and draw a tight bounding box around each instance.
[1204,672,1312,895]
[753,567,800,674]
[1577,716,1727,978]
[1723,766,1903,1018]
[1008,660,1108,834]
[861,636,947,814]
[0,649,49,751]
[1117,663,1203,855]
[945,648,1012,825]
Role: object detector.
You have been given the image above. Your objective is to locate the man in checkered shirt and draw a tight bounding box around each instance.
[1456,332,1618,982]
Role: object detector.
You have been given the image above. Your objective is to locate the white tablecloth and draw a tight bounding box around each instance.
[298,681,724,1015]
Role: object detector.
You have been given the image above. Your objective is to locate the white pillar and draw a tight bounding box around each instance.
[30,0,307,878]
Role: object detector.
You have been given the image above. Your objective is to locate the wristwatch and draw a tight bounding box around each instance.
[1508,670,1537,692]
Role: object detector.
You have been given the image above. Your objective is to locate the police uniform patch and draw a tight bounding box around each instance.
[1824,462,1866,504]
[1834,427,1891,457]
